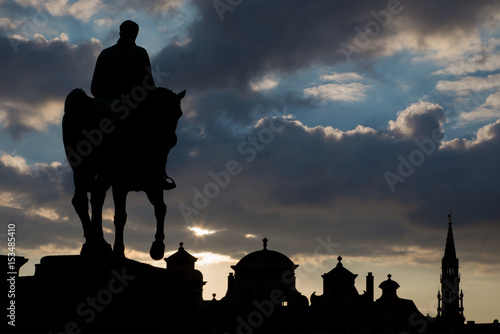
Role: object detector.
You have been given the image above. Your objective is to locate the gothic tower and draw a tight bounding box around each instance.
[437,214,465,325]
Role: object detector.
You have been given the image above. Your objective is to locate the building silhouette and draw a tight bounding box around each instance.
[6,216,500,333]
[372,274,426,334]
[222,237,308,307]
[310,255,372,333]
[435,214,466,333]
[165,241,206,300]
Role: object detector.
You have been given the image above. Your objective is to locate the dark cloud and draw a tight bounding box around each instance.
[0,35,100,102]
[154,0,500,92]
[0,35,101,135]
[154,1,367,91]
[114,0,184,16]
[160,101,500,264]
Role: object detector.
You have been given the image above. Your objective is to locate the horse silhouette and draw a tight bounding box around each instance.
[63,87,185,260]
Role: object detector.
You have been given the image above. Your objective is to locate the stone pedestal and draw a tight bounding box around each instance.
[16,255,205,333]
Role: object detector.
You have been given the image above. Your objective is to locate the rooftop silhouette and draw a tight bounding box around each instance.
[7,218,500,333]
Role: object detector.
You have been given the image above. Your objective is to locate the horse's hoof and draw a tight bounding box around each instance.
[80,242,93,256]
[150,241,165,260]
[113,245,125,258]
[99,239,113,255]
[81,238,112,257]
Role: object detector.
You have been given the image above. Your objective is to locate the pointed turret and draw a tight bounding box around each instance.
[165,242,198,271]
[444,214,457,259]
[437,214,465,326]
[164,242,206,301]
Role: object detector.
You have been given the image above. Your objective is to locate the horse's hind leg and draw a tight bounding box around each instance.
[73,171,110,256]
[79,176,112,256]
[72,171,92,236]
[72,188,91,238]
[112,186,128,258]
[146,188,166,260]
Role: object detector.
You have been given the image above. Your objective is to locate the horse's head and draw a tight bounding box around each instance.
[148,87,186,131]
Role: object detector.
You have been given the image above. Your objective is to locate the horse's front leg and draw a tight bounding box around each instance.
[112,186,128,258]
[146,188,166,260]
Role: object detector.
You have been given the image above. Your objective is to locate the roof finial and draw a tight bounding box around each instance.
[448,213,452,225]
[179,242,184,250]
[262,237,268,250]
[388,274,392,280]
[337,255,342,262]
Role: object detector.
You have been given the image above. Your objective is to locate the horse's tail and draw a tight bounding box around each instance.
[64,88,92,115]
[62,89,98,169]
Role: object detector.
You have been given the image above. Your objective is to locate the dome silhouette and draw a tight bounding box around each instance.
[234,249,296,268]
[231,237,297,270]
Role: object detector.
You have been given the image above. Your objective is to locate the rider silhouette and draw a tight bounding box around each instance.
[91,20,155,99]
[91,20,175,190]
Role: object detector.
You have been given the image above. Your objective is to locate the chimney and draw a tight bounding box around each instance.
[227,272,234,293]
[366,272,374,302]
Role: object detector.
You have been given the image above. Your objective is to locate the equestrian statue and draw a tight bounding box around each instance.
[62,20,185,260]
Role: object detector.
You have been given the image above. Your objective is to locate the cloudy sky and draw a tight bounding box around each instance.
[2,0,500,323]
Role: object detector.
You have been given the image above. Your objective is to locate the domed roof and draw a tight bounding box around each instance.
[232,238,296,269]
[379,274,400,291]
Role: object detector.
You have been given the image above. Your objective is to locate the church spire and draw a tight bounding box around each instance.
[444,213,457,259]
[438,213,465,325]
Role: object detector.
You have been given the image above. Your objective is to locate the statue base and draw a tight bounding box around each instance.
[16,254,207,333]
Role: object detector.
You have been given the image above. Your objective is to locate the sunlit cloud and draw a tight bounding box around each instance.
[392,23,481,63]
[27,207,66,221]
[0,99,64,133]
[123,248,236,268]
[45,0,104,22]
[291,253,335,268]
[0,17,17,30]
[433,38,500,75]
[304,82,370,102]
[0,191,23,209]
[102,208,115,222]
[320,72,363,83]
[285,119,343,140]
[441,119,500,149]
[435,73,500,95]
[188,226,221,237]
[250,76,279,92]
[0,153,31,175]
[388,100,445,139]
[346,246,442,267]
[195,252,236,266]
[459,92,500,123]
[94,17,114,27]
[22,243,80,257]
[102,227,113,234]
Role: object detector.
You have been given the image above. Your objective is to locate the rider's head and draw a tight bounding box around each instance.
[119,20,139,43]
